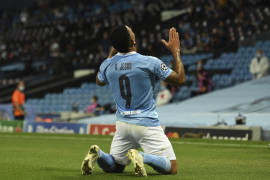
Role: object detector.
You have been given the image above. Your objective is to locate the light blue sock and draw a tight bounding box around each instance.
[96,149,116,172]
[140,152,171,174]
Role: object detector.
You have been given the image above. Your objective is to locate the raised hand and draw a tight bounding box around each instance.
[162,27,185,86]
[161,27,180,54]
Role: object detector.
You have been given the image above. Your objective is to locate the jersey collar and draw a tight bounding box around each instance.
[116,51,136,56]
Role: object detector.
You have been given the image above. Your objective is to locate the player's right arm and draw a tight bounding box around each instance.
[96,47,118,86]
[162,27,186,86]
[96,75,106,86]
[96,61,109,87]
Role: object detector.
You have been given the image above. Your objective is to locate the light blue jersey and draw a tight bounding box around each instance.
[97,52,172,126]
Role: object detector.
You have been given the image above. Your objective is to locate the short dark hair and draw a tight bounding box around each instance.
[110,25,131,53]
[92,96,98,101]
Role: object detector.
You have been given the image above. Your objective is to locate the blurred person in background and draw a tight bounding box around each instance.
[197,32,210,52]
[95,104,116,114]
[191,60,213,97]
[249,49,269,80]
[85,96,100,114]
[182,33,197,54]
[49,40,65,75]
[50,40,60,58]
[156,81,172,106]
[12,81,26,120]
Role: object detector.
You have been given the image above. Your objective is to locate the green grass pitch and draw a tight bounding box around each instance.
[0,133,269,180]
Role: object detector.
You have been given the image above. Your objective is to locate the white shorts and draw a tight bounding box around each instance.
[110,121,176,165]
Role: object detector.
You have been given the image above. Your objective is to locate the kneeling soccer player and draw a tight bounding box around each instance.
[81,25,185,176]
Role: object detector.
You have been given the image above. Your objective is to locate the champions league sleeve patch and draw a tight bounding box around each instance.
[161,63,168,71]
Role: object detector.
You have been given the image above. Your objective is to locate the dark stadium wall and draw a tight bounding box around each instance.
[0,0,34,10]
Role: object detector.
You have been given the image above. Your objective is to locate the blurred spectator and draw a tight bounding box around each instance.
[12,81,26,120]
[191,61,213,97]
[182,33,197,54]
[156,81,172,106]
[235,113,246,125]
[96,104,116,114]
[197,32,210,51]
[249,49,269,79]
[101,32,110,52]
[0,40,7,59]
[50,40,60,58]
[19,10,29,24]
[49,41,65,75]
[210,28,222,51]
[23,44,33,75]
[85,96,100,114]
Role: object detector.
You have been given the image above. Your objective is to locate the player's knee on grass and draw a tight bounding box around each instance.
[103,163,125,173]
[111,154,131,167]
[170,160,178,174]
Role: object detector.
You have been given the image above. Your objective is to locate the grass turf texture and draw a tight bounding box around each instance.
[0,133,269,180]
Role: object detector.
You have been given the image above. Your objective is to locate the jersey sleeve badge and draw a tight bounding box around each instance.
[161,63,168,71]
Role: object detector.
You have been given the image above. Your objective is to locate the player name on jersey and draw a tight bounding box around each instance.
[115,63,132,71]
[120,63,132,70]
[120,110,141,115]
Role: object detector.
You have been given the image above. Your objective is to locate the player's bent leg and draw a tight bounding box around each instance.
[81,156,91,175]
[97,150,125,173]
[81,145,124,175]
[81,145,99,175]
[109,121,139,172]
[140,152,174,174]
[127,149,147,177]
[170,160,178,174]
[139,126,178,175]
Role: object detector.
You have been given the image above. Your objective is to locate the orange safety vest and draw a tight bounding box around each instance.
[12,89,25,116]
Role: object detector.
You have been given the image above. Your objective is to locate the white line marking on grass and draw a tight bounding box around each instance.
[172,141,267,148]
[0,134,112,142]
[0,134,267,148]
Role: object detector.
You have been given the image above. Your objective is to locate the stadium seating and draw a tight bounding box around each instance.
[1,0,270,115]
[1,0,269,89]
[26,40,270,114]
